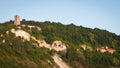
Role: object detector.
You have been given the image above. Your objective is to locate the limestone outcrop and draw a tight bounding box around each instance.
[51,41,67,51]
[97,46,115,54]
[11,28,67,51]
[11,29,31,41]
[81,45,93,51]
[52,54,69,68]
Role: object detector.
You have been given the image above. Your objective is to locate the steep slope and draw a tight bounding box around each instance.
[0,21,120,68]
[52,54,69,68]
[0,23,68,68]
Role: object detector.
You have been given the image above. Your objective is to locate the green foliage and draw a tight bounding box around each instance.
[58,48,88,68]
[0,20,120,68]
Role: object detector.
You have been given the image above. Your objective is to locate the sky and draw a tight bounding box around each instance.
[0,0,120,35]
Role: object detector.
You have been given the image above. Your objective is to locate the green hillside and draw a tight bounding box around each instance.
[0,20,120,68]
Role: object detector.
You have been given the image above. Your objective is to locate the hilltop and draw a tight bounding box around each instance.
[0,20,120,68]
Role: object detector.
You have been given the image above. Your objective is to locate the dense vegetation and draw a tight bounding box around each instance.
[0,20,120,68]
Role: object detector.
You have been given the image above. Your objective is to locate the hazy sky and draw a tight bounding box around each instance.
[0,0,120,35]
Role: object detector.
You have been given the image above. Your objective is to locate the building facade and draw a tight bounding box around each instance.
[14,15,20,25]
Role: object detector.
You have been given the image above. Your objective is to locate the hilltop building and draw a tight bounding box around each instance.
[14,15,20,25]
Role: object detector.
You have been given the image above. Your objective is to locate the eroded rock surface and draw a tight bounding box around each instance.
[52,54,69,68]
[11,28,67,51]
[11,29,31,41]
[52,41,67,51]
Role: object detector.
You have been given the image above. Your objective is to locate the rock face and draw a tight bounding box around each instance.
[37,40,51,49]
[52,41,67,51]
[2,39,5,43]
[81,44,115,54]
[52,54,69,68]
[6,31,9,34]
[11,29,31,41]
[81,45,93,51]
[97,46,115,54]
[11,28,67,52]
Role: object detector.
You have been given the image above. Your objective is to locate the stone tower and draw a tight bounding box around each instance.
[14,15,20,25]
